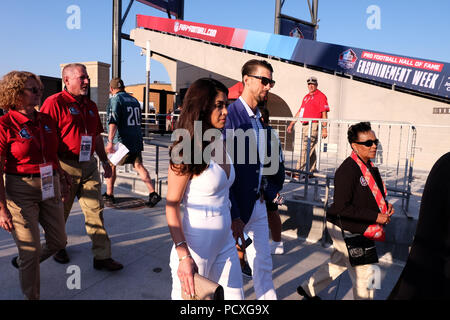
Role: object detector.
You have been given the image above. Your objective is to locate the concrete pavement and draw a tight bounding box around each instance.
[0,186,405,300]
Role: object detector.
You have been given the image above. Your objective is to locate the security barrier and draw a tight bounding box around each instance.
[269,117,417,216]
[98,112,417,215]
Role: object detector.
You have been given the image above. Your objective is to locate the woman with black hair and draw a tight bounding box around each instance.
[296,121,394,300]
[165,78,244,300]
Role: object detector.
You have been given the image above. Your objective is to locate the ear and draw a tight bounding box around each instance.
[243,75,249,87]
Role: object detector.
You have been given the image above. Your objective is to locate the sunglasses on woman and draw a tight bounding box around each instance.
[354,139,379,147]
[247,75,276,88]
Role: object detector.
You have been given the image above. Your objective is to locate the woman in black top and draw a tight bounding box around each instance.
[296,122,394,300]
[327,123,393,234]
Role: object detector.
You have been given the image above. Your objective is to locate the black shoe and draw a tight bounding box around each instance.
[146,192,161,208]
[296,285,321,300]
[102,192,116,204]
[11,256,19,269]
[93,258,123,271]
[242,261,252,278]
[53,249,70,264]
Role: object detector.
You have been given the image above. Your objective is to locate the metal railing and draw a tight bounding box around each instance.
[98,113,417,216]
[99,133,172,195]
[269,117,417,216]
[99,111,180,135]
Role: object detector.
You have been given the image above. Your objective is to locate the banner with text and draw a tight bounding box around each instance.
[137,15,449,98]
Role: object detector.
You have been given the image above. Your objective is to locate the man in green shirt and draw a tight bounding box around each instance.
[104,78,161,207]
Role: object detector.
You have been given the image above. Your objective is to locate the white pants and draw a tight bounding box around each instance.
[244,200,277,300]
[301,221,376,300]
[170,205,244,300]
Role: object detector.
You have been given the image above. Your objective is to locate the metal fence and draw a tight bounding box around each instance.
[99,112,417,215]
[98,111,177,195]
[269,117,417,216]
[99,111,180,135]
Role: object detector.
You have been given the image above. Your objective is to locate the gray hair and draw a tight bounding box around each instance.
[62,63,86,78]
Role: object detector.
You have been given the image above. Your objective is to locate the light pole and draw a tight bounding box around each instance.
[112,0,122,78]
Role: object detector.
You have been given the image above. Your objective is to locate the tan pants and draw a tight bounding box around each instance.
[60,157,111,260]
[296,122,319,173]
[6,173,67,300]
[300,221,376,300]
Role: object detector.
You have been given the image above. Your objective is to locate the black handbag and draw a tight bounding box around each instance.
[337,216,379,267]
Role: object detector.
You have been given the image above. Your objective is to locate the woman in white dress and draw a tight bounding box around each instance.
[166,78,244,300]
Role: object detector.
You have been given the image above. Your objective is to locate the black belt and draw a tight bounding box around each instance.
[59,152,79,161]
[302,121,319,125]
[6,171,56,178]
[255,192,261,200]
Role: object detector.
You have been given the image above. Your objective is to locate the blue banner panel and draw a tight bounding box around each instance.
[138,15,449,99]
[136,0,183,17]
[291,38,449,98]
[279,17,315,40]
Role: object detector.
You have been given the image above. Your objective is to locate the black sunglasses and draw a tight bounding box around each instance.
[24,87,42,94]
[247,75,275,87]
[354,139,379,147]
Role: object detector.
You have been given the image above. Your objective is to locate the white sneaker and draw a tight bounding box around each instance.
[270,241,284,255]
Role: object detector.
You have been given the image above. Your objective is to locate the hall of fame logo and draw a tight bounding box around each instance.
[338,49,358,69]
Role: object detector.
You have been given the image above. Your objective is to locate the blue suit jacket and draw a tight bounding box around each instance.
[263,126,285,202]
[224,99,275,224]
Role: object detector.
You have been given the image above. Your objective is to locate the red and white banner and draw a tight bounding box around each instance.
[136,15,248,48]
[361,51,444,72]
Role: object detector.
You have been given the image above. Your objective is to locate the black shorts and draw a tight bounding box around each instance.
[265,200,278,212]
[116,152,143,166]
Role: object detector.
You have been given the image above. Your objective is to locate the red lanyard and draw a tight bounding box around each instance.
[350,150,387,214]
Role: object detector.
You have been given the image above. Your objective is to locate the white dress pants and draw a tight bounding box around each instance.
[170,205,244,300]
[301,221,376,300]
[244,200,277,300]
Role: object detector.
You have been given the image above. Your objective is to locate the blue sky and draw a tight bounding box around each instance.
[0,0,448,86]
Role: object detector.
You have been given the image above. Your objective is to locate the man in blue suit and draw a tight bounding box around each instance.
[224,59,277,300]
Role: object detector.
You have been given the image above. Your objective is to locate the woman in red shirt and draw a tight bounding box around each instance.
[0,71,70,300]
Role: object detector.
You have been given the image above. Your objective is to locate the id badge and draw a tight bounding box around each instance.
[79,134,92,162]
[40,163,55,200]
[299,107,305,118]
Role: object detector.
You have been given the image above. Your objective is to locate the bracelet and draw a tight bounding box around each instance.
[179,254,191,262]
[175,240,186,248]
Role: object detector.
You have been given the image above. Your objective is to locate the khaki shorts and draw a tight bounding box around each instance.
[116,152,143,166]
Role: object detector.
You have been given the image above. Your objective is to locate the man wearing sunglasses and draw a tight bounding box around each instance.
[287,76,330,179]
[224,59,277,300]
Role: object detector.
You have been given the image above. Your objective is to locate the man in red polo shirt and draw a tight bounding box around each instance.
[287,76,329,179]
[40,63,123,271]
